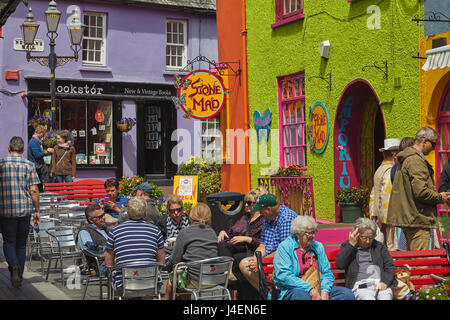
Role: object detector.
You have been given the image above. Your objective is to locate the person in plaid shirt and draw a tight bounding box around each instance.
[0,136,41,288]
[238,193,297,295]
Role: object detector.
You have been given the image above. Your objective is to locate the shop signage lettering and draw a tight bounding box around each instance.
[57,84,104,95]
[176,70,226,120]
[337,96,353,189]
[307,102,329,153]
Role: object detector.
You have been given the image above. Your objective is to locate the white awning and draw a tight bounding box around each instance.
[422,45,450,71]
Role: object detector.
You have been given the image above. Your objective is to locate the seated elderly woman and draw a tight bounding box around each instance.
[335,217,397,300]
[105,196,165,296]
[273,215,355,300]
[156,194,190,241]
[162,202,218,300]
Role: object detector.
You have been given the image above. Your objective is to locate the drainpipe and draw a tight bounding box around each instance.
[242,0,251,190]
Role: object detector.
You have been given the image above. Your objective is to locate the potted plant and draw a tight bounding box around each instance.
[177,156,221,202]
[336,186,370,223]
[116,117,136,132]
[28,116,51,129]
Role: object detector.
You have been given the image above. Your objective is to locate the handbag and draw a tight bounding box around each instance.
[301,250,321,293]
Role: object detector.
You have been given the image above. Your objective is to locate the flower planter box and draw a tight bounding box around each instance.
[339,202,363,223]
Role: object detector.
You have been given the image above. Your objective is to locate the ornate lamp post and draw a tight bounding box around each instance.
[21,1,85,117]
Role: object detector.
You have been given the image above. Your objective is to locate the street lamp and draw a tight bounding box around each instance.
[21,1,85,117]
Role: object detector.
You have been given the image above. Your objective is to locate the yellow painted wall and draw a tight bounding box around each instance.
[419,31,450,171]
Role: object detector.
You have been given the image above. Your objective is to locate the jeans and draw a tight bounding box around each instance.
[0,215,31,279]
[56,175,73,183]
[283,286,355,300]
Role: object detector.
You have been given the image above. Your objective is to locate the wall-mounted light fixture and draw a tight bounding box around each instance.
[319,40,330,59]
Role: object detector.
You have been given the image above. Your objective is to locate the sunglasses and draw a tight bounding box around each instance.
[245,201,256,207]
[92,213,105,220]
[359,235,374,241]
[427,139,437,148]
[169,207,183,214]
[304,230,318,237]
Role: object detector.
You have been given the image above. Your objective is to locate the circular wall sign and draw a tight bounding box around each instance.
[308,101,330,154]
[178,70,226,120]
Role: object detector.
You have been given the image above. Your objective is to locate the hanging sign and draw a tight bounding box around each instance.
[253,109,272,142]
[43,109,52,121]
[307,101,330,154]
[173,70,227,120]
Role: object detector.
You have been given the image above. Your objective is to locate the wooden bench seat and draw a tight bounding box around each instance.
[44,179,107,202]
[259,243,450,299]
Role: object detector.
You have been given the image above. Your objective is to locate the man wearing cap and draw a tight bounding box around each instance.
[387,127,450,251]
[238,193,298,292]
[118,182,160,225]
[369,138,400,250]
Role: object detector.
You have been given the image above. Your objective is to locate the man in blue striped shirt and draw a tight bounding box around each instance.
[0,137,41,288]
[238,193,297,293]
[105,196,165,296]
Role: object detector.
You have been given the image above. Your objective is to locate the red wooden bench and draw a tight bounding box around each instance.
[44,179,107,204]
[259,243,450,299]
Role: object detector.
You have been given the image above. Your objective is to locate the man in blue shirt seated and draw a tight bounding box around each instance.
[238,193,298,294]
[95,178,129,219]
[77,203,109,275]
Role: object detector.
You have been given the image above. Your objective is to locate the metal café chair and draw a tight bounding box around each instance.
[27,217,59,273]
[81,249,109,300]
[109,261,163,300]
[172,256,233,300]
[45,225,83,283]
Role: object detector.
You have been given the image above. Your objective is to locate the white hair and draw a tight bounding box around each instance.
[354,217,377,235]
[290,215,318,235]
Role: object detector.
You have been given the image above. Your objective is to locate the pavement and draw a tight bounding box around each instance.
[0,237,107,300]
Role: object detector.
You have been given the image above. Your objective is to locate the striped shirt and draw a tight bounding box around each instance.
[260,204,297,256]
[0,154,40,217]
[106,219,164,290]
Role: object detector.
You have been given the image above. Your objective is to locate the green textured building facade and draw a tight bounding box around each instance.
[246,0,424,221]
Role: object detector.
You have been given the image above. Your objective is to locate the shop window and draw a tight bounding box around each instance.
[278,72,306,167]
[82,12,107,66]
[30,98,114,167]
[201,115,222,161]
[273,0,304,28]
[166,19,187,70]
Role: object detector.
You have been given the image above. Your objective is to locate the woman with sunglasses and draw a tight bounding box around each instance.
[156,194,190,241]
[217,189,265,289]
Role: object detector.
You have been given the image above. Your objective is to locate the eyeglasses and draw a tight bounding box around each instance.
[92,213,105,220]
[303,230,318,237]
[245,201,256,207]
[169,207,183,214]
[359,235,374,241]
[427,139,437,148]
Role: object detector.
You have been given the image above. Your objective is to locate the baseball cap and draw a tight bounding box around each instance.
[133,182,152,194]
[252,193,278,211]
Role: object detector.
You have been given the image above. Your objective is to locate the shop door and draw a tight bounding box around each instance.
[141,102,177,178]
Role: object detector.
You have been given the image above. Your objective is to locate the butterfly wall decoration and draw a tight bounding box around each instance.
[253,109,272,142]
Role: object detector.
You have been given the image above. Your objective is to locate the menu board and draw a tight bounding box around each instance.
[145,106,161,150]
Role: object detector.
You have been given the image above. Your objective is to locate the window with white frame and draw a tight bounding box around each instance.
[278,72,306,167]
[166,20,187,69]
[201,116,222,161]
[275,0,304,22]
[82,12,107,65]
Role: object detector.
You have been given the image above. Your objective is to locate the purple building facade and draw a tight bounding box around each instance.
[0,0,217,184]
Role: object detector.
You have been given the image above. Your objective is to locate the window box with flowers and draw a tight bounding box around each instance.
[257,164,315,217]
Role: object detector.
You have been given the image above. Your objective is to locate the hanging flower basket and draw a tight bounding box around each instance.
[28,116,51,129]
[116,117,136,132]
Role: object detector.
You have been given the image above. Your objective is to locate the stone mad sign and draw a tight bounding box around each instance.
[173,70,226,120]
[307,101,330,154]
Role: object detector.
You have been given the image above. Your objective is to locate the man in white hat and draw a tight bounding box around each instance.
[369,138,401,250]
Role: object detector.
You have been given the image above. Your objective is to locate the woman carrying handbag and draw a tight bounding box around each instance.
[50,131,76,183]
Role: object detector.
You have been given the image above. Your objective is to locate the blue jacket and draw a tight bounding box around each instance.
[28,136,45,165]
[273,235,335,300]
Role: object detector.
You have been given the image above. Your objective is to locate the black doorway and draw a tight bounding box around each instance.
[137,101,177,180]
